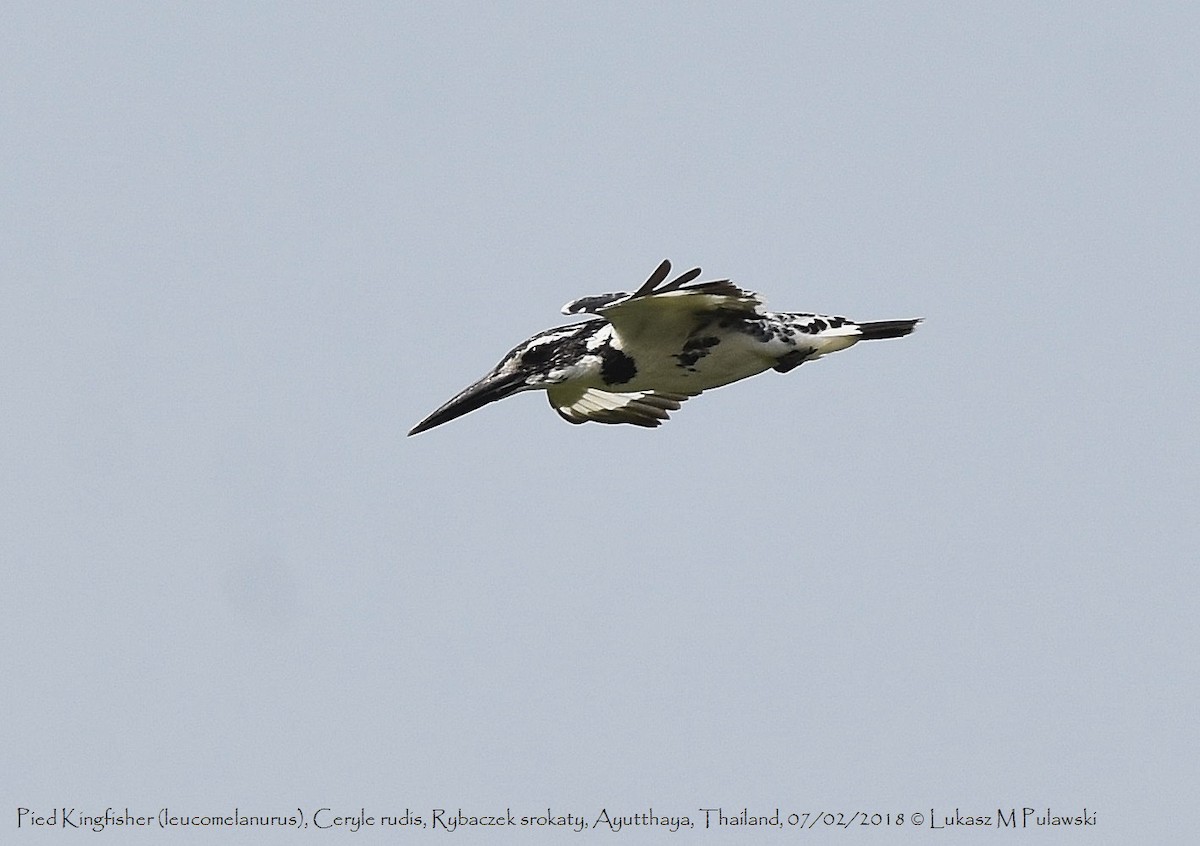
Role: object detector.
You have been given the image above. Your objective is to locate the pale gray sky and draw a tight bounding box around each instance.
[3,3,1196,843]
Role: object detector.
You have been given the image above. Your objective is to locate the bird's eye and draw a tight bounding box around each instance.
[523,345,552,365]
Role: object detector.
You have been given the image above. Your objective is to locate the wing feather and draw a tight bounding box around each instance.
[630,258,674,298]
[548,386,696,427]
[561,260,764,349]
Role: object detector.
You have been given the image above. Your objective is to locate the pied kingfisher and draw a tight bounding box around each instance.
[409,260,919,435]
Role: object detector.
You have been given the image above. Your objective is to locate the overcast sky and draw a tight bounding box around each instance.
[3,3,1196,843]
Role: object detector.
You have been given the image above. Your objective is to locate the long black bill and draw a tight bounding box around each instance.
[408,371,526,436]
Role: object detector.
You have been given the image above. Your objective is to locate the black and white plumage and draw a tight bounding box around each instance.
[408,260,919,435]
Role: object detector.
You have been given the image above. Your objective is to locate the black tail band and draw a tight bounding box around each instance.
[857,319,921,341]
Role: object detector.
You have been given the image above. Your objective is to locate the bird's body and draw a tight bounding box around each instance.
[409,260,919,435]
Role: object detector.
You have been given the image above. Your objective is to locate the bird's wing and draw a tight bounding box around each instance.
[562,259,763,316]
[560,291,630,315]
[559,259,676,317]
[547,385,697,427]
[562,259,764,345]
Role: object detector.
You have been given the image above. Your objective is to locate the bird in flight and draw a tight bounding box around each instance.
[409,260,919,435]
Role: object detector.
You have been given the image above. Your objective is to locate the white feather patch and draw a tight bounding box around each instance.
[547,387,695,427]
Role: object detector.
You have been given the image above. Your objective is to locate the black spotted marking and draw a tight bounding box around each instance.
[773,349,813,373]
[599,347,637,385]
[732,316,774,342]
[682,336,720,351]
[783,313,845,335]
[674,336,720,369]
[701,310,823,347]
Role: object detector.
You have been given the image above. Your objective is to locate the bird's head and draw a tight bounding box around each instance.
[408,326,592,436]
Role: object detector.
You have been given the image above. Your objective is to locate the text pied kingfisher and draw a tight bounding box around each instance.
[409,260,920,435]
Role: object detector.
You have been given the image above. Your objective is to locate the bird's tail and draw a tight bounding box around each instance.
[857,318,921,341]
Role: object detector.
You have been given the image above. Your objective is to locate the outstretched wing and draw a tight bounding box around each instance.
[600,260,768,345]
[561,259,764,345]
[559,255,758,319]
[547,385,697,427]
